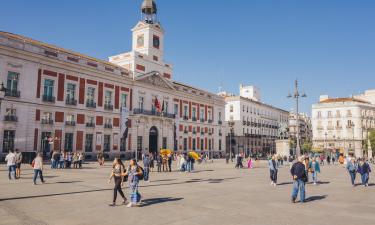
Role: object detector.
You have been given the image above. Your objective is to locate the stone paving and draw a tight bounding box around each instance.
[0,160,374,225]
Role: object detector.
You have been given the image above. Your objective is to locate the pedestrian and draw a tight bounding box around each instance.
[309,157,321,185]
[327,155,331,165]
[150,153,155,172]
[5,149,16,180]
[162,154,168,172]
[346,158,358,186]
[357,158,371,187]
[332,156,335,165]
[143,154,151,182]
[124,159,143,207]
[108,158,127,207]
[179,154,187,171]
[247,157,253,169]
[291,156,307,203]
[32,153,45,185]
[268,155,279,186]
[67,152,72,168]
[15,149,22,179]
[303,157,310,183]
[157,154,162,172]
[168,154,172,172]
[59,151,65,169]
[78,152,84,169]
[225,153,230,164]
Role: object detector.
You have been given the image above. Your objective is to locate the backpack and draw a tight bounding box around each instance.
[137,166,144,180]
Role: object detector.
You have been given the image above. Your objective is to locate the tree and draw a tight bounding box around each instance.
[301,141,313,154]
[368,129,375,150]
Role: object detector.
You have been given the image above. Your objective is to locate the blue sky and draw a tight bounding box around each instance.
[1,0,375,114]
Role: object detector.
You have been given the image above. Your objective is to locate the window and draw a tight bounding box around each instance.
[219,139,222,151]
[209,139,212,150]
[163,137,167,149]
[317,111,322,118]
[64,133,74,152]
[200,109,205,120]
[120,137,126,152]
[183,138,187,151]
[3,130,15,153]
[66,115,75,122]
[85,134,93,152]
[137,136,143,151]
[66,83,76,101]
[43,79,54,97]
[174,104,179,115]
[105,91,112,105]
[6,71,19,96]
[184,106,188,117]
[347,110,352,117]
[87,87,95,104]
[104,135,111,152]
[192,138,196,150]
[121,93,127,108]
[230,105,234,112]
[41,132,52,152]
[192,108,196,118]
[201,139,204,150]
[327,111,332,118]
[218,112,222,121]
[139,97,144,110]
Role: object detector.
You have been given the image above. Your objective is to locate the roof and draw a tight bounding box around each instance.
[319,97,370,104]
[0,31,130,72]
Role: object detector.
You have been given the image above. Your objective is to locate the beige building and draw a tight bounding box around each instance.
[0,0,226,159]
[289,112,312,148]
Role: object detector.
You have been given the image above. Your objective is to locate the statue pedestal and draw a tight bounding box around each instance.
[276,140,290,157]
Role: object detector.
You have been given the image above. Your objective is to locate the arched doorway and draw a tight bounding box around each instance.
[149,126,158,154]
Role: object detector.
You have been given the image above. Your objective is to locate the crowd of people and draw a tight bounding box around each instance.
[51,151,85,169]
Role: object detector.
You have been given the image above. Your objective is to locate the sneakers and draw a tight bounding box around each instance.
[126,203,135,208]
[291,198,296,204]
[109,203,116,207]
[270,181,274,186]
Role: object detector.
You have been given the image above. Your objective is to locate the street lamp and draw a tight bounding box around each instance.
[135,119,140,162]
[0,82,7,109]
[287,79,307,157]
[228,120,235,161]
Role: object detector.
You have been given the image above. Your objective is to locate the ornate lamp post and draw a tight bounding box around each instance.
[287,79,307,157]
[228,120,235,161]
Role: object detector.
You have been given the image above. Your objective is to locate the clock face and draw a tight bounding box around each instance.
[137,35,144,47]
[153,35,160,49]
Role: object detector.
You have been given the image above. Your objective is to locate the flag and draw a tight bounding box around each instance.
[154,97,161,112]
[123,119,129,139]
[161,100,165,113]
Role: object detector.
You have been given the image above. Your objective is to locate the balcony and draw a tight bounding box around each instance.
[133,108,176,119]
[327,126,334,130]
[104,124,113,129]
[4,115,17,122]
[200,131,204,135]
[86,122,95,128]
[104,103,114,111]
[183,116,189,121]
[317,126,324,130]
[192,130,197,134]
[183,130,188,134]
[86,100,96,108]
[41,119,54,125]
[218,121,222,125]
[192,117,197,122]
[5,89,20,98]
[219,132,223,136]
[65,98,77,106]
[208,132,212,136]
[200,118,205,123]
[42,95,55,103]
[208,119,213,124]
[65,121,76,126]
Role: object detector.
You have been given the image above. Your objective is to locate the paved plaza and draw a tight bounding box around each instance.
[0,161,374,225]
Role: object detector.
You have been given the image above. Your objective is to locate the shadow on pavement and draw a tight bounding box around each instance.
[141,197,183,207]
[45,181,84,185]
[304,195,327,202]
[277,182,293,186]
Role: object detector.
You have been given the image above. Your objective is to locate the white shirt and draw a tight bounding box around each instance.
[5,153,16,167]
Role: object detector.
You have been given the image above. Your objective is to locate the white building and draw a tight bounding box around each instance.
[223,86,289,156]
[312,91,375,158]
[289,112,312,146]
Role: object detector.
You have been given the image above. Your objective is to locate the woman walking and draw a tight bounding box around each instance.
[124,159,143,207]
[108,158,127,206]
[32,153,45,185]
[268,155,279,186]
[308,157,321,185]
[358,158,371,187]
[346,158,358,186]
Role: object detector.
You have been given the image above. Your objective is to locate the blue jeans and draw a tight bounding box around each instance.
[187,162,192,172]
[33,169,44,183]
[311,172,318,184]
[349,171,356,185]
[361,173,369,185]
[143,167,150,181]
[8,165,16,179]
[59,161,65,169]
[291,179,305,202]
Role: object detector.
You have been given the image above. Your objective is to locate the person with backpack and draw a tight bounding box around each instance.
[15,149,22,179]
[357,158,372,187]
[108,158,127,207]
[124,159,143,207]
[32,153,45,185]
[291,156,308,203]
[346,158,358,186]
[5,149,16,180]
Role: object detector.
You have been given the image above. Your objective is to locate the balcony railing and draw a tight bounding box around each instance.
[200,118,205,123]
[192,131,197,134]
[183,116,189,121]
[219,132,222,136]
[86,122,95,128]
[133,108,176,119]
[192,117,197,122]
[104,103,114,110]
[5,89,20,98]
[42,95,55,103]
[104,124,113,129]
[4,115,18,122]
[65,98,77,106]
[200,131,204,135]
[65,121,76,126]
[86,100,96,108]
[208,119,213,124]
[41,119,54,125]
[218,121,222,125]
[184,130,188,134]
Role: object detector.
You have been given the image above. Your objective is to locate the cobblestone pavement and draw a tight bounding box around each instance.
[0,160,374,225]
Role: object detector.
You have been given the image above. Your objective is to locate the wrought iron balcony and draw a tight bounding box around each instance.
[184,130,188,134]
[86,122,95,128]
[4,115,17,122]
[86,100,96,108]
[41,119,54,125]
[200,118,205,123]
[218,121,223,125]
[183,116,189,121]
[5,89,20,98]
[65,121,76,126]
[192,117,197,122]
[65,98,77,106]
[208,119,213,124]
[133,108,176,119]
[104,103,114,110]
[104,124,113,129]
[42,95,55,103]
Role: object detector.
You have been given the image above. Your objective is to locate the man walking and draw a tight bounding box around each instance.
[143,154,151,182]
[291,156,307,203]
[15,149,22,179]
[358,158,371,187]
[32,153,45,185]
[5,150,17,180]
[346,158,358,186]
[268,155,279,186]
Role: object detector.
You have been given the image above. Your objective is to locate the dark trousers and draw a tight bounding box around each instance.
[168,161,172,172]
[143,167,150,181]
[361,173,369,185]
[8,165,16,179]
[33,169,44,183]
[349,171,356,185]
[157,164,162,172]
[270,169,278,183]
[113,176,125,203]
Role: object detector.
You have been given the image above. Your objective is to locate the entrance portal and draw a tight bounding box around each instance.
[149,126,158,154]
